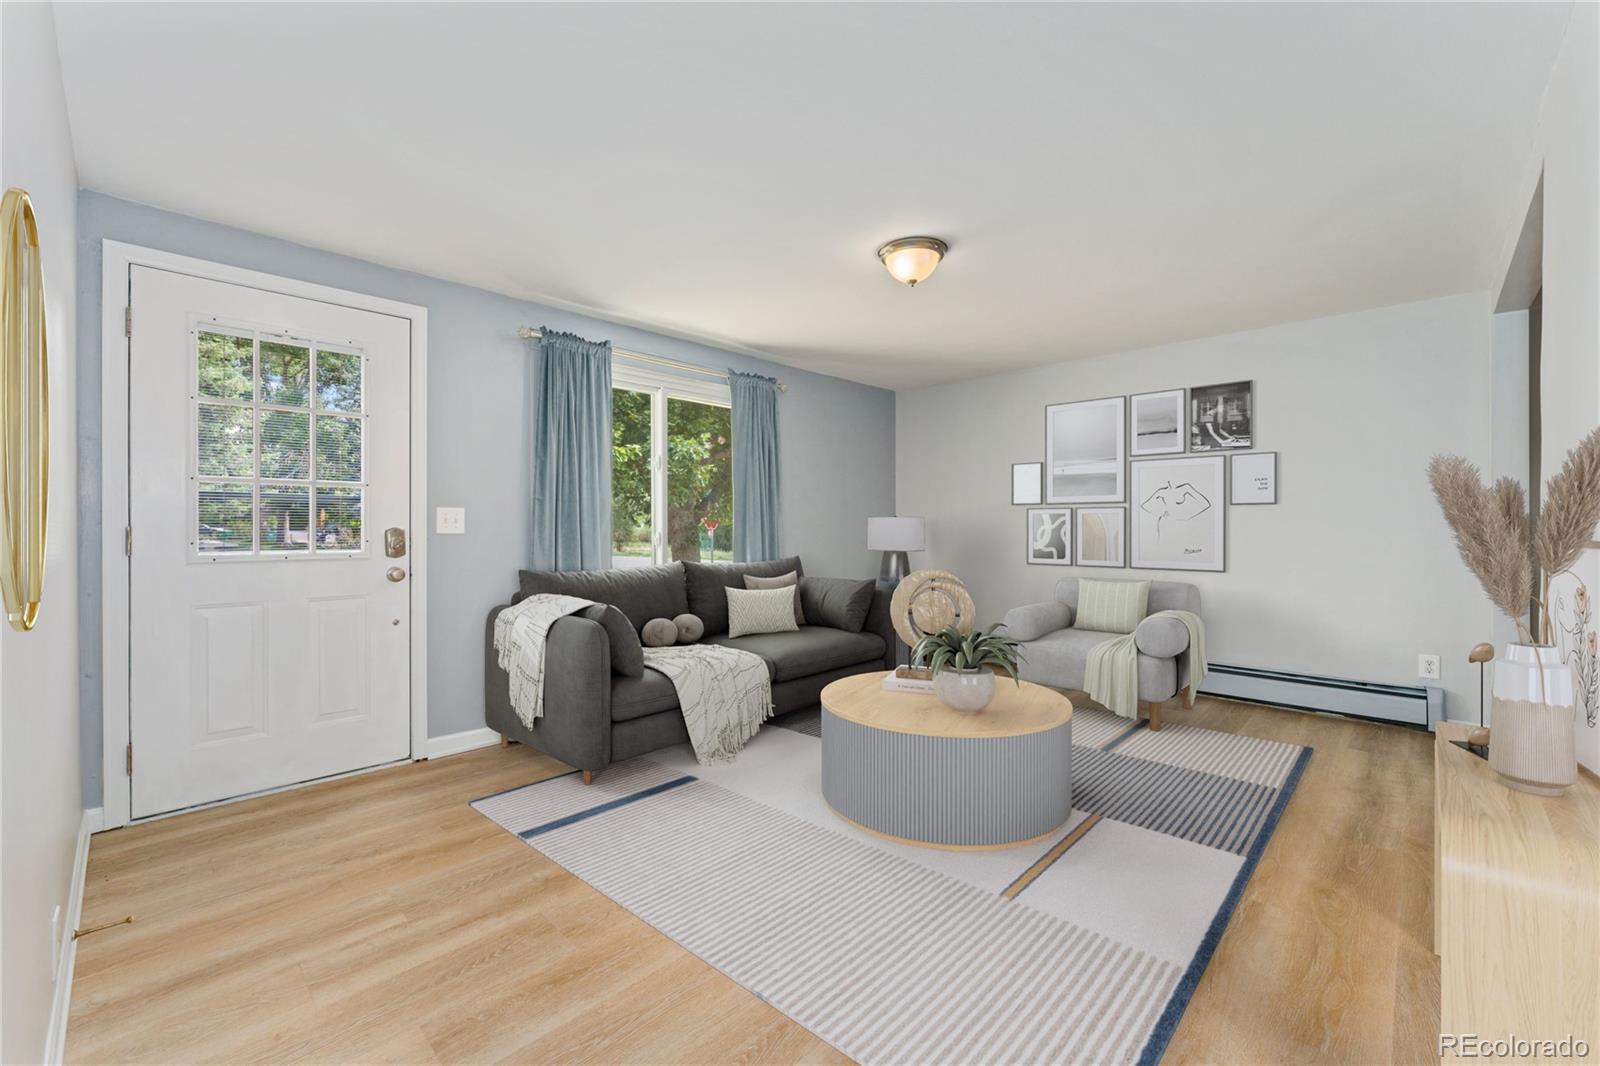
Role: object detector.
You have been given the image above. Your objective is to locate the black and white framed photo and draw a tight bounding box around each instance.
[1026,508,1073,565]
[1230,451,1278,505]
[1131,456,1226,572]
[1075,507,1127,568]
[1129,388,1186,456]
[1189,380,1253,452]
[1045,396,1125,503]
[1011,462,1043,505]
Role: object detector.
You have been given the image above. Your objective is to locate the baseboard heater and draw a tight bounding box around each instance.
[1198,663,1442,729]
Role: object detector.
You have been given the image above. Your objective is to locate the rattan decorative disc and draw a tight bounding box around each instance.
[889,569,976,647]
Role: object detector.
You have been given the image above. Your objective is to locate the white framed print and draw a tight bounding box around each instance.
[1131,456,1226,572]
[1231,451,1278,504]
[1026,508,1073,565]
[1045,396,1125,503]
[1075,507,1126,568]
[1011,462,1043,505]
[1129,388,1186,456]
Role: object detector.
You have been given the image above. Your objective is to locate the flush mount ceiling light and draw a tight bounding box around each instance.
[877,236,948,287]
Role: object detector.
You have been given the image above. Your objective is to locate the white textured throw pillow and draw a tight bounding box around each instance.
[726,586,800,638]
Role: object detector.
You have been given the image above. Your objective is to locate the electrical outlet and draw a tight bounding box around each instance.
[435,507,466,535]
[1419,653,1441,681]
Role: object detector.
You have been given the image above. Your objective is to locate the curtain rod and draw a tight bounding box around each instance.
[517,326,787,391]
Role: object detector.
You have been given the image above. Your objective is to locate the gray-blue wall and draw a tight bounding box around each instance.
[77,190,895,805]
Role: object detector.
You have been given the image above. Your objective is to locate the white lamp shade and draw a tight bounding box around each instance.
[867,516,925,552]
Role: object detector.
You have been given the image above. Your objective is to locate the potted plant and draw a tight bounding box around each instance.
[1429,425,1600,795]
[911,623,1024,713]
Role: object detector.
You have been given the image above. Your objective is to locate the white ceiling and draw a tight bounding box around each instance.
[53,2,1570,389]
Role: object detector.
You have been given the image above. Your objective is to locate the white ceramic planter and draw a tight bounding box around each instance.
[1489,643,1577,796]
[933,668,996,713]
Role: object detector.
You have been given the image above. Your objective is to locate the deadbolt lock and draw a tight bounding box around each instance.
[384,527,407,558]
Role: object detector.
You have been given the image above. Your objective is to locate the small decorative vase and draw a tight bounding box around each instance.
[1489,643,1577,796]
[933,667,995,713]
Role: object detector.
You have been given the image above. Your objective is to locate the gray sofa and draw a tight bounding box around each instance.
[485,556,895,780]
[1002,576,1201,730]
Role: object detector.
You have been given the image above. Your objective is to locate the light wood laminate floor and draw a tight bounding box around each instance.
[68,696,1439,1064]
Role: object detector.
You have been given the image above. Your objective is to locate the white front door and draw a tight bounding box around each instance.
[127,265,412,818]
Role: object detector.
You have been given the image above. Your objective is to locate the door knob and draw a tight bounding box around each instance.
[386,567,406,582]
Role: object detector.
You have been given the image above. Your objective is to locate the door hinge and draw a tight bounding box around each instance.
[124,306,132,337]
[125,742,133,776]
[125,526,132,557]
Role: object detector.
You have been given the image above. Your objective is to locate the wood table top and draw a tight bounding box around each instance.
[820,671,1073,739]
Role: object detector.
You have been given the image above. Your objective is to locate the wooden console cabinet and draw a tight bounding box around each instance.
[1435,720,1599,1061]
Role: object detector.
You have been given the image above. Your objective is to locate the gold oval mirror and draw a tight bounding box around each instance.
[0,187,49,632]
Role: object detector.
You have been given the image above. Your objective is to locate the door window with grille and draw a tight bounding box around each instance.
[193,322,366,557]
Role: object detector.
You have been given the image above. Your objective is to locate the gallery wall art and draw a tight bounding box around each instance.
[1075,507,1127,568]
[1130,388,1186,456]
[1189,380,1253,451]
[1026,507,1073,565]
[1131,455,1226,571]
[1231,451,1278,504]
[1011,462,1043,505]
[1045,396,1125,503]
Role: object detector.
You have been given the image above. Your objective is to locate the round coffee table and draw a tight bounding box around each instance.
[820,671,1073,850]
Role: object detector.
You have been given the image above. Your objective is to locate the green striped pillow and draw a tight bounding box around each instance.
[1074,579,1150,634]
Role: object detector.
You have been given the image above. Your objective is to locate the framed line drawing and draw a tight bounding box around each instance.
[1131,455,1225,572]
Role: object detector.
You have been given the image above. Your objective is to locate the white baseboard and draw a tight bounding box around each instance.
[45,807,100,1065]
[426,727,501,759]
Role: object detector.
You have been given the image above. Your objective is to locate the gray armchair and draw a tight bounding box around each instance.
[1002,576,1201,730]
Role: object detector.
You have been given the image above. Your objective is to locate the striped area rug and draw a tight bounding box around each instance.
[474,702,1310,1065]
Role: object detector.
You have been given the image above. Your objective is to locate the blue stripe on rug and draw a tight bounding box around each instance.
[1101,719,1148,751]
[518,775,698,839]
[1134,744,1314,1066]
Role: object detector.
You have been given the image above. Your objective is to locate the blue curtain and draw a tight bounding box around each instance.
[730,370,781,561]
[530,329,612,570]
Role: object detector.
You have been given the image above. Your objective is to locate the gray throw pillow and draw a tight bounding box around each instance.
[576,604,644,678]
[799,576,876,633]
[641,618,678,648]
[744,571,805,626]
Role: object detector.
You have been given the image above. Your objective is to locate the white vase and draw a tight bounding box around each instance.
[1489,643,1577,796]
[933,668,996,713]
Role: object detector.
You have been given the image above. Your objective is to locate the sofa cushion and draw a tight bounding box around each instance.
[519,563,688,632]
[1074,578,1150,634]
[1016,627,1178,702]
[798,576,876,633]
[682,557,804,635]
[727,586,801,638]
[706,626,886,682]
[744,571,805,626]
[610,668,682,722]
[577,604,644,677]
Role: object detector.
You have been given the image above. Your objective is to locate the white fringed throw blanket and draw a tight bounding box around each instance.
[494,593,773,764]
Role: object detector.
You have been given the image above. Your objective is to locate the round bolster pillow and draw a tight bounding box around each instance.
[673,612,704,643]
[1133,615,1190,658]
[641,617,678,648]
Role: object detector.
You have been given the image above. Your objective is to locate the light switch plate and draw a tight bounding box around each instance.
[436,507,466,535]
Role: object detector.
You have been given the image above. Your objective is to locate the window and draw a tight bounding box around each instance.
[611,366,733,568]
[193,324,366,558]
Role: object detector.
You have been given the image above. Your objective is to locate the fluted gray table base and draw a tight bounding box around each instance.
[821,709,1074,849]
